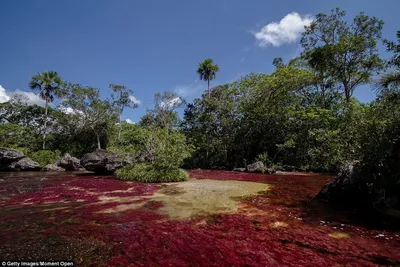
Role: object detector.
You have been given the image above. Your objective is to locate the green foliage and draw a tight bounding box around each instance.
[110,84,139,140]
[377,30,400,91]
[60,83,118,149]
[139,91,185,130]
[255,152,271,167]
[28,150,61,167]
[301,8,384,102]
[115,163,189,183]
[197,58,219,95]
[0,123,41,152]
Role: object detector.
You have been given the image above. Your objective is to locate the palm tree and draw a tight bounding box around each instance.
[377,71,400,91]
[197,58,219,96]
[29,71,63,150]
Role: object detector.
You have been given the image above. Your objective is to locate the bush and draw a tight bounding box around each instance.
[115,163,189,183]
[29,150,61,167]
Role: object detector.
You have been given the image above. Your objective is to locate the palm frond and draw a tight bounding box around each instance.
[376,71,400,92]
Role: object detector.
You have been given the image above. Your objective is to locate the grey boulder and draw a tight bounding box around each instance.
[8,157,41,171]
[246,161,265,173]
[42,164,65,172]
[0,147,24,165]
[80,149,125,174]
[57,153,81,170]
[317,162,359,202]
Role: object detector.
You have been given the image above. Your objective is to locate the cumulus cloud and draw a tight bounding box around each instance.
[0,85,11,103]
[0,85,45,106]
[129,95,141,105]
[13,90,46,106]
[254,12,313,47]
[125,118,135,124]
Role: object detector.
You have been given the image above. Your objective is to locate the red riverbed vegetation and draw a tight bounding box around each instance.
[0,171,399,266]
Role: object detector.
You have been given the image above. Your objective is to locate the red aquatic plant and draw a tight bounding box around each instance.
[0,171,399,266]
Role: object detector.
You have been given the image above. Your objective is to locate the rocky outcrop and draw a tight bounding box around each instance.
[233,161,276,174]
[8,158,41,171]
[57,153,81,170]
[246,161,265,173]
[317,163,359,202]
[42,164,65,172]
[0,148,24,165]
[0,148,41,171]
[80,149,125,174]
[264,168,277,174]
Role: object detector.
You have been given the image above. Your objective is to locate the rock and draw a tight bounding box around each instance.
[246,161,265,173]
[0,147,24,165]
[0,147,41,171]
[317,163,359,202]
[57,153,81,170]
[42,164,65,172]
[80,149,125,174]
[8,157,41,171]
[232,168,246,172]
[264,168,276,174]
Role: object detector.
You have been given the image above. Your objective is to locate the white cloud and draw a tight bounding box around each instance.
[254,12,313,47]
[13,90,46,106]
[0,85,11,103]
[174,80,205,98]
[58,105,84,115]
[0,85,45,106]
[129,95,141,105]
[160,96,182,108]
[125,118,135,124]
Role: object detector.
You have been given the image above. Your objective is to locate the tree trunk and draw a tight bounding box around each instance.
[43,100,48,150]
[208,79,210,97]
[206,78,211,167]
[96,133,101,149]
[206,129,210,167]
[118,112,122,141]
[344,86,351,103]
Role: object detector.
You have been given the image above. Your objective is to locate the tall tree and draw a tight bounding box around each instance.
[109,84,139,141]
[61,83,118,149]
[197,58,219,96]
[301,8,384,102]
[139,91,185,130]
[196,58,219,166]
[29,71,63,149]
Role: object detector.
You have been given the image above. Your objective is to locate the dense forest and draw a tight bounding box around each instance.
[1,8,399,212]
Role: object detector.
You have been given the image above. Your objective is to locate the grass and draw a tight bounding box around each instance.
[115,163,189,183]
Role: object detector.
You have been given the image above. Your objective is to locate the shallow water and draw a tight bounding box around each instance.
[0,170,399,266]
[152,179,269,219]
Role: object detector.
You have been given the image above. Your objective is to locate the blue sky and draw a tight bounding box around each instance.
[1,0,399,122]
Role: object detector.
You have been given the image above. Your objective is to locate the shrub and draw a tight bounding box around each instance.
[115,163,189,183]
[29,150,61,167]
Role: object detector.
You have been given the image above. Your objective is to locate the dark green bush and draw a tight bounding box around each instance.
[115,163,189,183]
[28,150,61,167]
